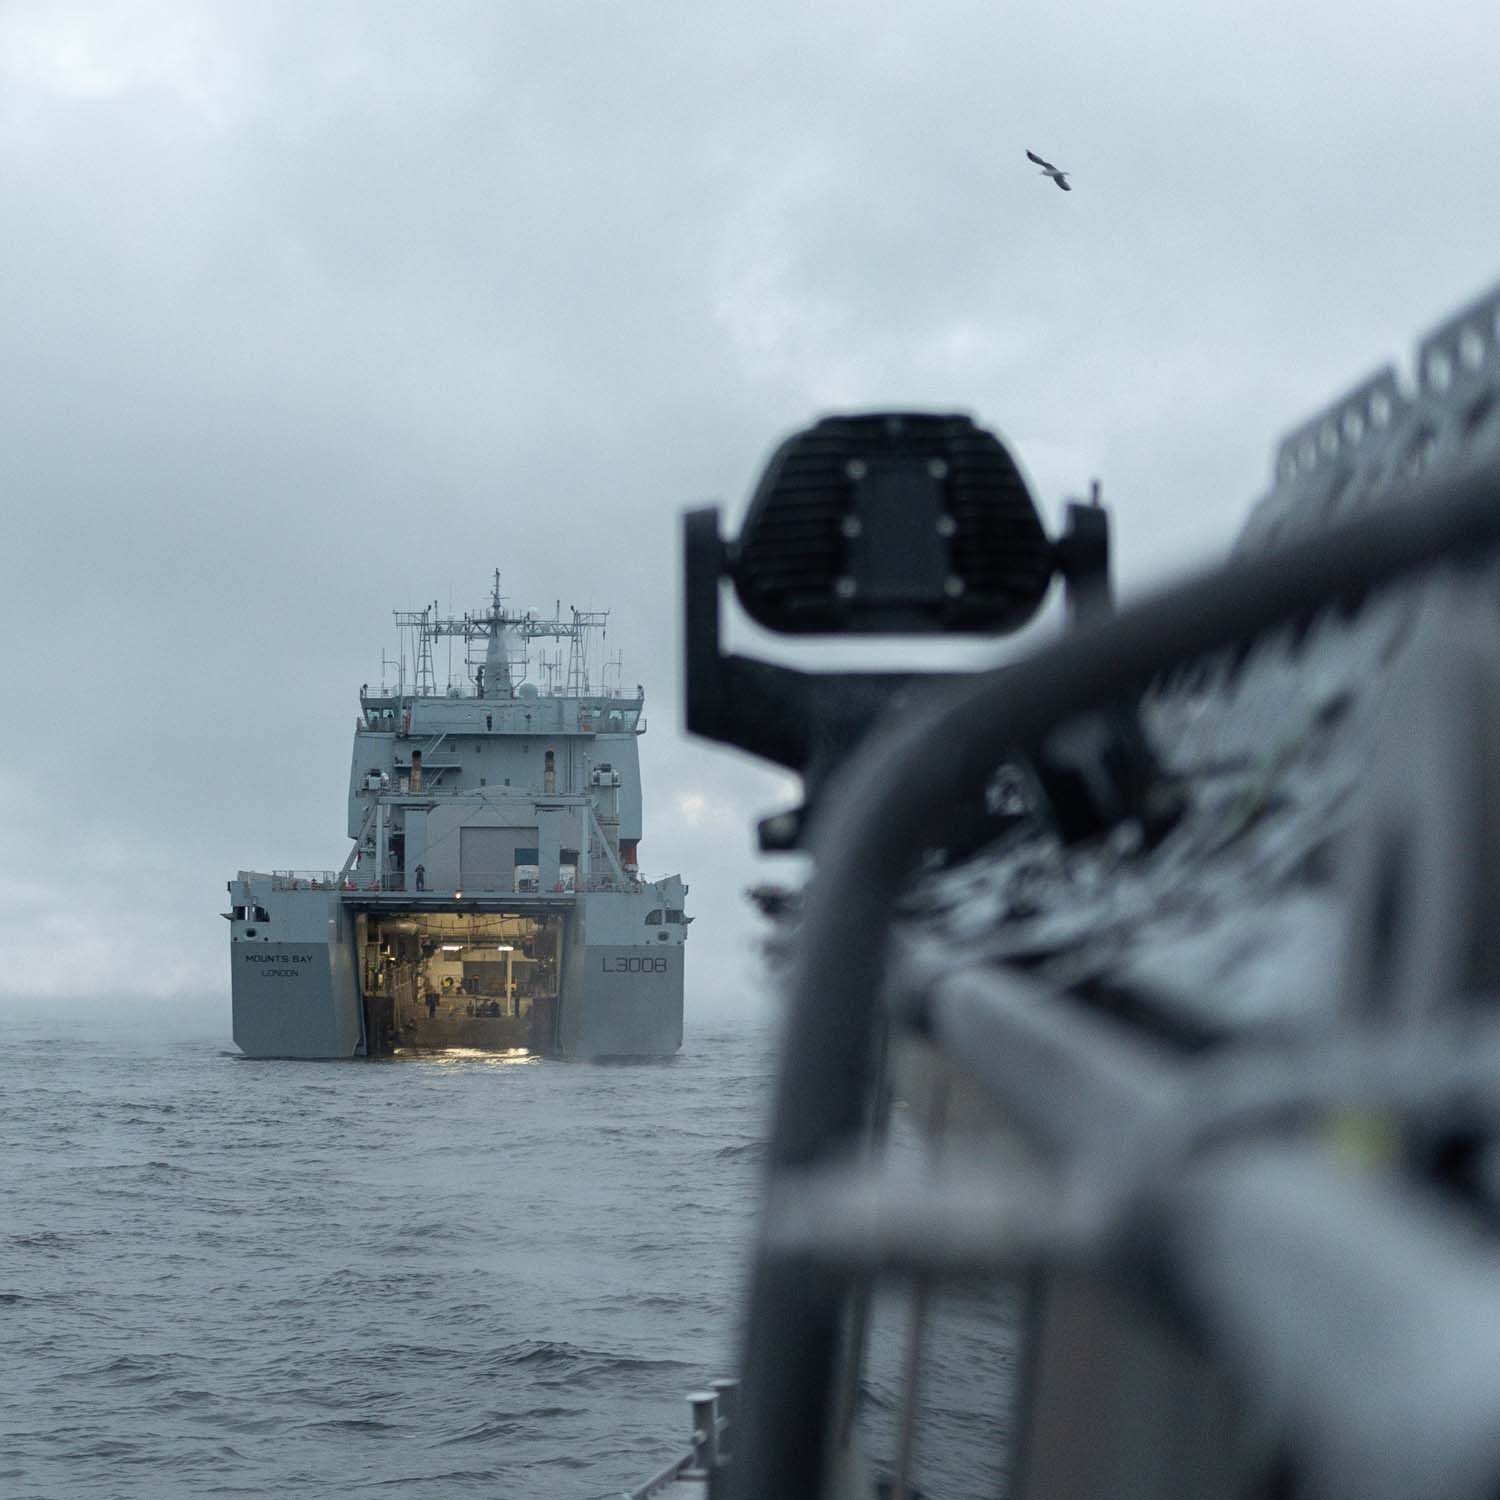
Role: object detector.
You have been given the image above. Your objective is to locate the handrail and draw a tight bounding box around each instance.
[269,870,341,890]
[262,871,646,896]
[729,453,1500,1500]
[623,1390,735,1500]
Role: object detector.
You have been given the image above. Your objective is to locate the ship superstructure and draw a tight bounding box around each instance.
[227,574,687,1059]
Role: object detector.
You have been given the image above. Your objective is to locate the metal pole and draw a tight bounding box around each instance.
[688,1390,719,1473]
[892,1079,949,1500]
[710,1378,739,1462]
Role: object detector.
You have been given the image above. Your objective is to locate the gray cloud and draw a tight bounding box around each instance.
[3,1,1498,1024]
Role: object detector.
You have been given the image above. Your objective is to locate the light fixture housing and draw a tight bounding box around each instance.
[730,412,1053,635]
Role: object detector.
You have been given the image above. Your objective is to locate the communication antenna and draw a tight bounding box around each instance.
[414,602,436,696]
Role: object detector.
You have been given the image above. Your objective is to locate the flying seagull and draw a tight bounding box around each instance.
[1026,150,1071,191]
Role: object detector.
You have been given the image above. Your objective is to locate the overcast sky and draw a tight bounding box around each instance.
[4,1,1499,1034]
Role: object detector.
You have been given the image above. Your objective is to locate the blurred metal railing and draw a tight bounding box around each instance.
[625,1381,737,1500]
[722,451,1500,1500]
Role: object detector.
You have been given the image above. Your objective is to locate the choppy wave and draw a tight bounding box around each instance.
[3,1009,1015,1500]
[0,1012,776,1499]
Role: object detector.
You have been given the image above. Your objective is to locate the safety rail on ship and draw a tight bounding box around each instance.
[666,285,1500,1500]
[268,869,654,897]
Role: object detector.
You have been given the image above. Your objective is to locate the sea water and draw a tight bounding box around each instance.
[1,1011,1014,1499]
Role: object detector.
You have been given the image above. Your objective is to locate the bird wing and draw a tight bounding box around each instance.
[1026,150,1055,169]
[1054,175,1071,191]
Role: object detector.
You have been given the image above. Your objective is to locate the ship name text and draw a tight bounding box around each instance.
[242,952,314,979]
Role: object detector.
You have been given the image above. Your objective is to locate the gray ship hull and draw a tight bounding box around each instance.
[556,942,685,1059]
[232,936,364,1059]
[229,892,362,1060]
[228,880,683,1061]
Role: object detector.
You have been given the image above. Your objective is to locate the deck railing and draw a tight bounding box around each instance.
[726,450,1500,1500]
[269,870,341,891]
[269,870,646,896]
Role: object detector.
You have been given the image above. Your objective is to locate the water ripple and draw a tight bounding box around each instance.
[0,1014,774,1500]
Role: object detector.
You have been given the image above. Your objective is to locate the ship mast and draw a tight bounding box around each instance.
[388,573,611,698]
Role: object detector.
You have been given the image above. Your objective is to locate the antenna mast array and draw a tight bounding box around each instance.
[389,576,612,697]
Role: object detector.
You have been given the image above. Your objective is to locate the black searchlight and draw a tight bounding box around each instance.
[731,411,1054,636]
[682,410,1128,851]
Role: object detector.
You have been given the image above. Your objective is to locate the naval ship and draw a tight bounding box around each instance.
[226,576,688,1060]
